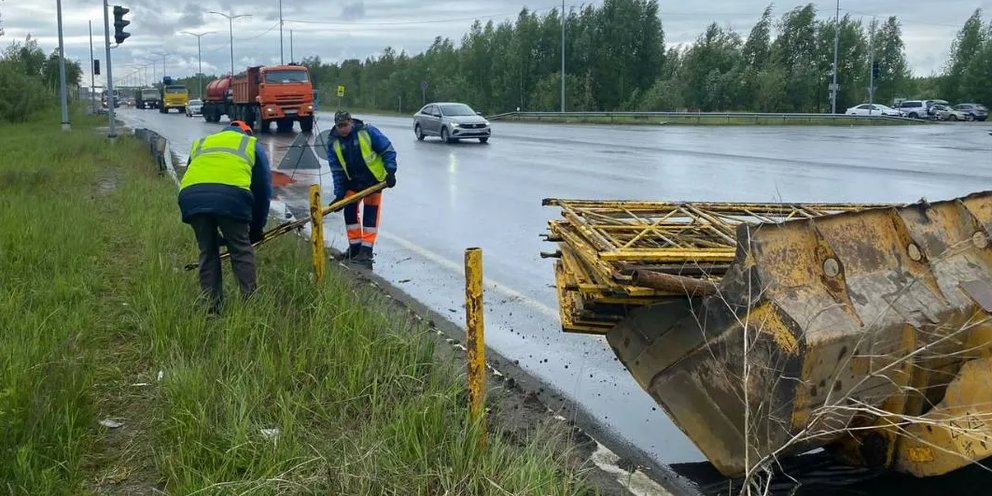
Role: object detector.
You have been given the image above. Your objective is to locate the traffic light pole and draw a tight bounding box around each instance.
[103,0,117,139]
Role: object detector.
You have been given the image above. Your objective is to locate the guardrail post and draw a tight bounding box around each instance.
[309,184,325,284]
[464,247,487,444]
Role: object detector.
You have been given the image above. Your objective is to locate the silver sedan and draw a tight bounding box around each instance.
[413,102,491,143]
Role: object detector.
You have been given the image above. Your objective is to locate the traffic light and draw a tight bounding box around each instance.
[93,59,100,76]
[113,6,130,45]
[871,62,880,79]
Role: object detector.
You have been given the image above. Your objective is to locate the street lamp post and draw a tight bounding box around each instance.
[56,0,70,130]
[150,52,168,84]
[279,0,284,64]
[182,31,214,98]
[830,0,840,114]
[560,0,565,113]
[210,11,251,76]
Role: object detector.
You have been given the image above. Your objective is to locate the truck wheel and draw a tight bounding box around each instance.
[299,116,314,133]
[253,107,267,133]
[159,105,167,114]
[276,118,293,133]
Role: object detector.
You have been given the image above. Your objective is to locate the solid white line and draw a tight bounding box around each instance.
[377,230,561,321]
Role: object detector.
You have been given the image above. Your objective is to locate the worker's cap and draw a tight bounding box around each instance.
[228,120,254,135]
[334,110,352,124]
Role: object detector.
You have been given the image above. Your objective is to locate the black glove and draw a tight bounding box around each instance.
[386,172,396,188]
[218,235,228,247]
[331,193,347,212]
[249,228,264,244]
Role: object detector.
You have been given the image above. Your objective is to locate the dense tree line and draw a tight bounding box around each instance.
[300,1,989,114]
[0,35,82,122]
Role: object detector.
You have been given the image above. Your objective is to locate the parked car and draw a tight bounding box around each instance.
[930,104,970,121]
[845,103,903,117]
[185,99,203,117]
[413,102,491,143]
[893,100,934,119]
[955,103,988,122]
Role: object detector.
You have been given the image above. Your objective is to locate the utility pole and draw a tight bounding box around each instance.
[290,30,294,63]
[56,0,70,130]
[830,0,840,114]
[560,0,565,113]
[210,11,251,76]
[868,18,876,113]
[182,32,213,98]
[89,20,97,114]
[103,0,117,139]
[279,0,284,64]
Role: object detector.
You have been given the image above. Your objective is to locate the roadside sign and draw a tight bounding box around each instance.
[420,81,428,91]
[336,85,345,97]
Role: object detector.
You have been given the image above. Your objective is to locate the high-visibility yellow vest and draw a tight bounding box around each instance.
[332,129,387,181]
[180,130,256,191]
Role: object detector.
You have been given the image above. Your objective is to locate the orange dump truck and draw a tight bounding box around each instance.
[201,64,315,133]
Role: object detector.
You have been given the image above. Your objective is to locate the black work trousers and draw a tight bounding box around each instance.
[189,214,256,309]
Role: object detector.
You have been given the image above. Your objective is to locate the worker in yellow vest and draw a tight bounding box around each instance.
[326,111,397,269]
[178,120,272,312]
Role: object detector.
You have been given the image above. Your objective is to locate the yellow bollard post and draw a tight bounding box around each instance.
[464,247,486,442]
[309,184,325,284]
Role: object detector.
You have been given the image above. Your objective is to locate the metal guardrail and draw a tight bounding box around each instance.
[488,111,922,123]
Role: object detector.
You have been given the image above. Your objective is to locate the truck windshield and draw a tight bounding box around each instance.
[264,70,309,83]
[141,90,158,98]
[165,86,187,94]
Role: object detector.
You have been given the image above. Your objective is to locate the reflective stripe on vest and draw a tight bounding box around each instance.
[332,129,387,182]
[180,131,256,191]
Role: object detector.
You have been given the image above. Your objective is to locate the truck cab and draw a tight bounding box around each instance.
[232,65,315,132]
[159,77,189,114]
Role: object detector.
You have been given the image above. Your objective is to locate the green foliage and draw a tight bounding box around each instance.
[0,35,81,122]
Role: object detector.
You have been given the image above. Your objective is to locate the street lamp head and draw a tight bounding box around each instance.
[208,11,251,20]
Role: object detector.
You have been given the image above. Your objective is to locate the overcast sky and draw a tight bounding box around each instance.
[2,0,988,87]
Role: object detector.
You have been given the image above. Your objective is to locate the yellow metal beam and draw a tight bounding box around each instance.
[309,184,325,284]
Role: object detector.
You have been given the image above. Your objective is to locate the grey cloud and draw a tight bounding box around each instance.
[178,3,206,28]
[341,1,367,21]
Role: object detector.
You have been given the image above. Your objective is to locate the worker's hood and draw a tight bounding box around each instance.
[330,118,366,139]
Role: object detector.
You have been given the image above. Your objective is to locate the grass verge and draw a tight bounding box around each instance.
[0,110,595,494]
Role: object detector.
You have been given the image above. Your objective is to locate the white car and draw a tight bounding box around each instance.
[413,102,492,143]
[185,99,203,117]
[845,104,902,117]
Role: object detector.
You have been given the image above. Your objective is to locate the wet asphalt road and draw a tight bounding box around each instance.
[118,108,992,488]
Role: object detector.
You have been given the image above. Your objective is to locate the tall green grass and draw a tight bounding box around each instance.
[0,110,594,494]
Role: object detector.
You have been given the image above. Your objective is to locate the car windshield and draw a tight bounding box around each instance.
[439,104,476,116]
[189,100,202,105]
[264,70,309,83]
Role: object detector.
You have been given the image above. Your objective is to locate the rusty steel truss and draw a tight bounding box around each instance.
[543,198,889,333]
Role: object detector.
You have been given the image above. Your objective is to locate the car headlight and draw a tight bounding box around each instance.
[451,123,461,128]
[483,121,490,126]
